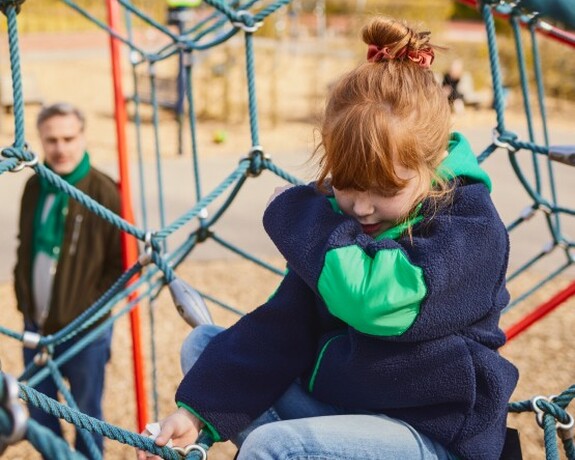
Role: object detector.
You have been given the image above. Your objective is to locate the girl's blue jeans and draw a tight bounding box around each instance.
[181,324,457,460]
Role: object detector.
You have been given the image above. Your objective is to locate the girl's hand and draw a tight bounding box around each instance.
[266,184,293,208]
[136,408,203,460]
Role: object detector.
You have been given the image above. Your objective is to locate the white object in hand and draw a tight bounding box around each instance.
[145,422,173,457]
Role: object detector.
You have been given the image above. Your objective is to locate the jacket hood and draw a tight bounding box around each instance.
[438,132,491,192]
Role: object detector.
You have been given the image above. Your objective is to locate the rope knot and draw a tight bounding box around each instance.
[531,395,575,440]
[0,372,27,453]
[138,232,163,266]
[232,10,262,33]
[492,129,518,152]
[1,145,22,160]
[244,145,268,177]
[0,0,25,15]
[196,226,212,243]
[1,144,38,172]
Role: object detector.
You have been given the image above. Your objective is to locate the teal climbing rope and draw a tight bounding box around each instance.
[0,0,574,458]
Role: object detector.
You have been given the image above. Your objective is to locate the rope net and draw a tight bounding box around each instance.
[0,0,573,458]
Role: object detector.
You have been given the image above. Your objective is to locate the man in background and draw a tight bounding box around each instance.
[13,102,123,457]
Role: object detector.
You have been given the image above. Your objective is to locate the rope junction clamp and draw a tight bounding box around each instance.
[195,204,211,242]
[24,330,53,367]
[0,373,27,454]
[557,412,574,441]
[22,331,41,349]
[1,146,38,173]
[138,232,154,266]
[532,395,551,427]
[243,145,270,177]
[536,203,553,216]
[531,395,575,440]
[173,443,208,459]
[183,50,195,68]
[148,62,157,77]
[519,205,537,221]
[129,50,141,66]
[542,241,556,255]
[232,10,263,33]
[492,128,518,153]
[196,224,212,243]
[11,153,38,172]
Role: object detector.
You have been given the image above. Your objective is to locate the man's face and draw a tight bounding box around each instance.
[38,113,86,175]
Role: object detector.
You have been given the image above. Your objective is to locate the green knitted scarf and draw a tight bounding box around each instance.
[32,152,91,260]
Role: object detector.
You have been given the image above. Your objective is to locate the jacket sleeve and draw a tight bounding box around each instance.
[263,183,510,341]
[175,270,320,441]
[262,185,427,337]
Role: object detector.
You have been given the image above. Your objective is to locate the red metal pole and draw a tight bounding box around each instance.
[455,0,575,48]
[505,281,575,341]
[105,0,149,431]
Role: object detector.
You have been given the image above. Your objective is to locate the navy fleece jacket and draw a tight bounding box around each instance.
[176,132,519,460]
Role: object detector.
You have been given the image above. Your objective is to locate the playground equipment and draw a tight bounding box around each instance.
[0,0,574,458]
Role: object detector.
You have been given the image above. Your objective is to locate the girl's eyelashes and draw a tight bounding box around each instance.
[378,190,400,198]
[371,188,402,198]
[334,186,402,198]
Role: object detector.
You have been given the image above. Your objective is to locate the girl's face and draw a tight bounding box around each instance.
[332,164,421,238]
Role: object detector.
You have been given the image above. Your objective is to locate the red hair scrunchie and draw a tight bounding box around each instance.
[367,44,434,69]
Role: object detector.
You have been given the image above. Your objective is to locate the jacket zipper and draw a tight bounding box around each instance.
[69,214,83,256]
[307,333,345,393]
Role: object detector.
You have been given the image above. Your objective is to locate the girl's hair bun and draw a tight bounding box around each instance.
[362,17,435,67]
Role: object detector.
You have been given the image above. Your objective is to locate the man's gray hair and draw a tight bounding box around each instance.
[36,103,86,130]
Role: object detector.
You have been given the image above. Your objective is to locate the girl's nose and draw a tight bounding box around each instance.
[353,198,374,218]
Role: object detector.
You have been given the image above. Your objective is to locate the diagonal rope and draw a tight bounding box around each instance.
[0,0,574,458]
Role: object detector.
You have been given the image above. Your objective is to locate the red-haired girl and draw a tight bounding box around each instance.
[139,17,518,460]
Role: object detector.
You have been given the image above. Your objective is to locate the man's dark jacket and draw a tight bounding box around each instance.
[14,167,123,335]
